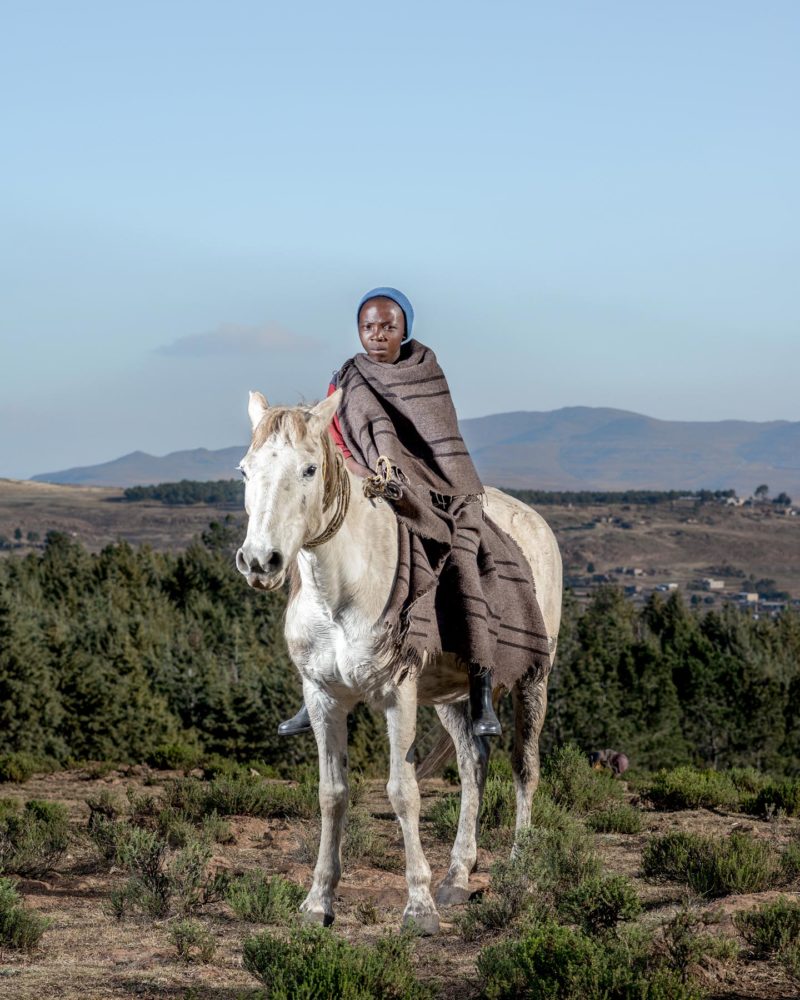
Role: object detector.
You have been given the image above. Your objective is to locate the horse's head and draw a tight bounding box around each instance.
[235,389,342,590]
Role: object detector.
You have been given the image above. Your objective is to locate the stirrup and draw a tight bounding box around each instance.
[277,704,312,736]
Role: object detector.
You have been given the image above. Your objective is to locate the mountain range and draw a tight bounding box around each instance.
[32,407,800,496]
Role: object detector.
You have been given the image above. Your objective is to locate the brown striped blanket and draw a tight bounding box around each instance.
[335,339,549,689]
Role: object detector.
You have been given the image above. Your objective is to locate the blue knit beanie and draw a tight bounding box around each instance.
[357,287,414,340]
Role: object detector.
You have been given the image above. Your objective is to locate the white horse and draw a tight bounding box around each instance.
[236,391,562,934]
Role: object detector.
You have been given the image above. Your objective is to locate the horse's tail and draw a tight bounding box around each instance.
[416,729,455,780]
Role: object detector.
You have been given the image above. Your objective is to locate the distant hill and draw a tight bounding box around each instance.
[32,406,800,495]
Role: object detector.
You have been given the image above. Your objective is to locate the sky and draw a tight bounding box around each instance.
[1,0,798,479]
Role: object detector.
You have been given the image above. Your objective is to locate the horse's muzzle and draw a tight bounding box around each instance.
[236,546,285,590]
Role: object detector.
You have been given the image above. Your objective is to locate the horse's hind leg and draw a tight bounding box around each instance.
[511,668,549,837]
[301,685,350,927]
[434,700,489,906]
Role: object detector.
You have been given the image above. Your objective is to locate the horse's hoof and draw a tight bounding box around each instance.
[402,910,440,936]
[435,883,471,906]
[301,908,334,927]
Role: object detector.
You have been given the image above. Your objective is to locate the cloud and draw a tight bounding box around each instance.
[157,323,319,357]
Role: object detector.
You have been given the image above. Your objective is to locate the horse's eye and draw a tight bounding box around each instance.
[303,464,317,479]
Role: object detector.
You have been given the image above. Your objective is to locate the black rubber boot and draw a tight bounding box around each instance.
[469,665,502,737]
[277,703,313,736]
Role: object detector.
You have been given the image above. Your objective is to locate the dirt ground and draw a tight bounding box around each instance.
[1,767,798,1000]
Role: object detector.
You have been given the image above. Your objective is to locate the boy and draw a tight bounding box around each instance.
[278,287,511,738]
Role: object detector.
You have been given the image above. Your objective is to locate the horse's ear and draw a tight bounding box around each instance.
[309,390,342,433]
[248,390,269,431]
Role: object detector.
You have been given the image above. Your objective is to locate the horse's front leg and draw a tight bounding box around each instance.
[386,682,440,935]
[300,682,350,927]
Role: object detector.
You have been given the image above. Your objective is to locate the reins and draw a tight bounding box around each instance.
[303,447,352,550]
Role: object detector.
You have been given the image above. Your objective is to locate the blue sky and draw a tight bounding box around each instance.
[1,1,798,478]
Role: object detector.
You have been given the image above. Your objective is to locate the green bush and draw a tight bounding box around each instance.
[226,871,305,924]
[147,741,202,772]
[642,830,782,896]
[477,919,703,1000]
[0,800,70,876]
[168,918,216,963]
[661,908,738,983]
[242,925,434,999]
[526,794,580,834]
[586,803,644,834]
[559,874,642,935]
[206,773,318,819]
[644,766,742,811]
[641,831,700,881]
[344,808,400,871]
[541,744,624,815]
[109,825,214,921]
[427,759,516,845]
[0,877,50,951]
[781,939,800,987]
[459,825,601,940]
[0,752,59,784]
[749,778,800,818]
[734,896,800,958]
[427,793,460,843]
[783,834,800,882]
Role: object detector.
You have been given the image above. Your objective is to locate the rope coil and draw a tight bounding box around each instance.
[363,455,404,502]
[304,451,352,549]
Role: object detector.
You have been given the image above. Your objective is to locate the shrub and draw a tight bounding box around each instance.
[113,826,171,919]
[783,834,800,881]
[242,925,434,999]
[0,752,59,784]
[427,760,515,846]
[206,773,318,820]
[477,919,703,1000]
[529,792,582,833]
[200,812,235,845]
[781,940,800,987]
[661,908,738,983]
[147,741,202,772]
[559,874,642,935]
[109,825,214,921]
[541,744,623,815]
[459,825,601,940]
[226,872,305,924]
[169,837,214,915]
[644,766,741,811]
[344,808,400,871]
[168,918,216,963]
[642,831,701,882]
[642,830,782,896]
[586,803,644,834]
[734,897,800,958]
[479,764,516,833]
[0,800,70,877]
[427,793,460,843]
[0,877,50,951]
[355,899,380,925]
[749,778,800,818]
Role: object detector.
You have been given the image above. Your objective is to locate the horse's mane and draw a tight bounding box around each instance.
[250,403,341,514]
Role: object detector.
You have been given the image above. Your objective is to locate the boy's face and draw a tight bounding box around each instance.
[358,297,405,364]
